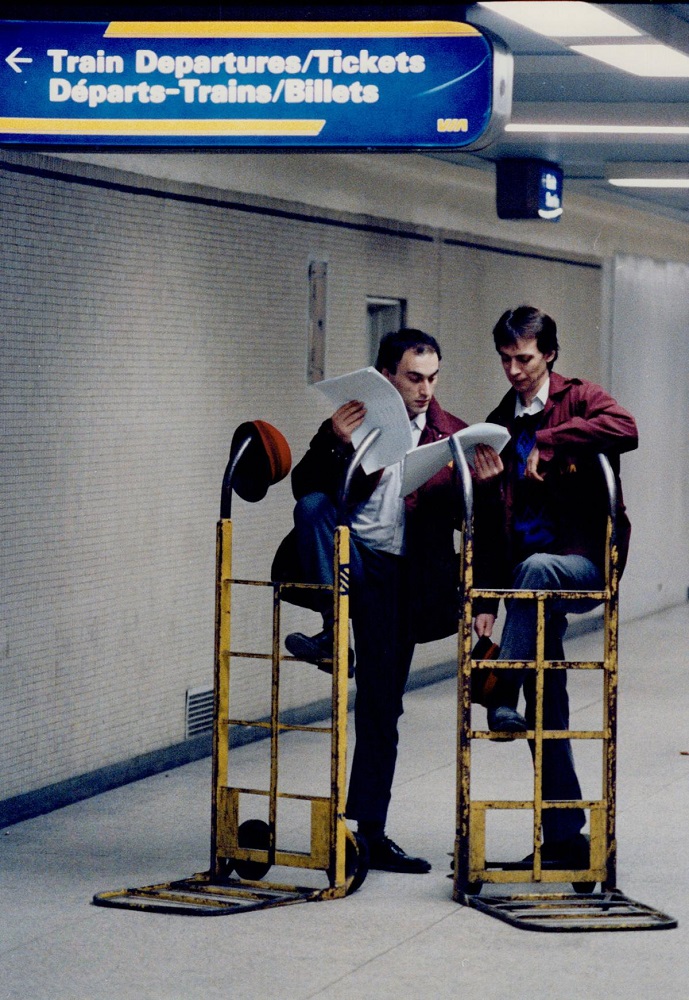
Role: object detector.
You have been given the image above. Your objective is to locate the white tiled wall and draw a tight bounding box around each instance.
[1,152,602,803]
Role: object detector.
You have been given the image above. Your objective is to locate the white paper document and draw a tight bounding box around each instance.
[401,422,510,496]
[314,366,413,474]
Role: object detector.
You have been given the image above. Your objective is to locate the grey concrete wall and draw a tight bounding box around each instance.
[606,254,689,620]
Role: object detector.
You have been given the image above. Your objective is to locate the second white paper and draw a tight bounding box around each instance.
[401,422,510,496]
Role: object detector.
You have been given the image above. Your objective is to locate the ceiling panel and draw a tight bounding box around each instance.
[433,2,689,221]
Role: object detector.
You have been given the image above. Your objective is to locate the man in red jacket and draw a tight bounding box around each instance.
[473,305,638,868]
[282,329,500,873]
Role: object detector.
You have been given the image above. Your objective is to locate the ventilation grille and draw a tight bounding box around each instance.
[185,685,214,739]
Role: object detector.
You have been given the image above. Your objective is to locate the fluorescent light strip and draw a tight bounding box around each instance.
[608,178,689,188]
[478,2,639,38]
[507,123,689,135]
[571,43,689,77]
[605,163,689,186]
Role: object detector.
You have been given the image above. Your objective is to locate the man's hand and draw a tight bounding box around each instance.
[474,613,496,638]
[524,445,545,481]
[332,400,366,443]
[473,443,504,482]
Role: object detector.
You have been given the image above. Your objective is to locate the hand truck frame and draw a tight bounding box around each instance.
[94,422,374,915]
[450,438,676,932]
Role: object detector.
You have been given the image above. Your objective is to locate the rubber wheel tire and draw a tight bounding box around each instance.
[233,819,272,881]
[215,857,235,883]
[572,881,597,894]
[465,881,483,896]
[341,830,369,896]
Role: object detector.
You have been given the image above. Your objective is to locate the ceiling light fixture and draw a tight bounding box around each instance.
[605,163,689,187]
[477,2,640,38]
[608,179,689,188]
[571,43,689,77]
[506,123,689,135]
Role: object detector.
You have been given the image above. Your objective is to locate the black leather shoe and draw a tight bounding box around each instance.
[487,705,527,733]
[523,833,590,868]
[542,833,590,868]
[367,836,431,874]
[285,630,355,678]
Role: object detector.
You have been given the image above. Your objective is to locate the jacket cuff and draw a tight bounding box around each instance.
[473,597,500,617]
[534,429,554,463]
[318,424,352,459]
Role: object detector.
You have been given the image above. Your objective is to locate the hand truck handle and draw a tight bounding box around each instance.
[338,427,382,517]
[449,433,474,540]
[219,434,252,519]
[597,452,618,547]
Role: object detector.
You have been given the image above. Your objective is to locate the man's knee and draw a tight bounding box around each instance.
[513,552,561,590]
[294,491,335,529]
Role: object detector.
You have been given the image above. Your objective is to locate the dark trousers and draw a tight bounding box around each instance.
[293,493,415,828]
[496,552,603,844]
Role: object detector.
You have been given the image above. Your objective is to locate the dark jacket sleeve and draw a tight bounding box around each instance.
[291,418,385,506]
[535,382,638,462]
[472,478,508,618]
[291,419,354,501]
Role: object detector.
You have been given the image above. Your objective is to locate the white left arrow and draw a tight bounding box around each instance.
[7,47,33,73]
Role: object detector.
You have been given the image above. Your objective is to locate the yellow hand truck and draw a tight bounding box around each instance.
[94,420,371,915]
[450,439,676,932]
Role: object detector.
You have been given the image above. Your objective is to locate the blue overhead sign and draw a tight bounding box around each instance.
[0,20,512,149]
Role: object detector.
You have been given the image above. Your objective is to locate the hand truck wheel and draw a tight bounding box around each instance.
[332,829,369,896]
[215,857,235,882]
[572,880,597,894]
[232,819,272,881]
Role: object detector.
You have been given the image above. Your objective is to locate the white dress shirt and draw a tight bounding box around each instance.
[514,377,549,418]
[351,412,426,555]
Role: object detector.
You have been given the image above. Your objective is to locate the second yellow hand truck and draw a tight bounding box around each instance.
[94,419,374,915]
[450,438,676,932]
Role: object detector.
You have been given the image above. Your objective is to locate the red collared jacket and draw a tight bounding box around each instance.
[477,371,638,589]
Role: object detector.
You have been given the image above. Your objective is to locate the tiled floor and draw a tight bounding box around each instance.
[1,604,687,1000]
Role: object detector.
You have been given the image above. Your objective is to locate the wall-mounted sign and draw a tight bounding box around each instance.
[0,20,512,149]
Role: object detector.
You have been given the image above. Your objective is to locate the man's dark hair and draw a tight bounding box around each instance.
[492,306,559,370]
[375,328,441,374]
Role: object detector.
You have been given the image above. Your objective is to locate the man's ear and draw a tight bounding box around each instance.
[381,367,393,382]
[544,351,556,366]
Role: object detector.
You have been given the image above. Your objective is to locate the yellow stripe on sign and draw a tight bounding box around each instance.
[0,117,326,136]
[104,20,479,38]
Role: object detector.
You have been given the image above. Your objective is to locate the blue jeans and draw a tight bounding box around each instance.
[496,552,603,844]
[293,493,415,828]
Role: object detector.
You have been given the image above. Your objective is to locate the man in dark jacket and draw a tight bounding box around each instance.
[473,305,638,868]
[283,328,500,873]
